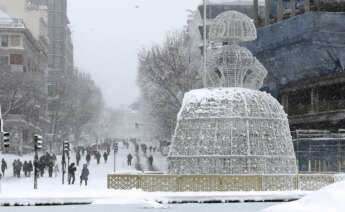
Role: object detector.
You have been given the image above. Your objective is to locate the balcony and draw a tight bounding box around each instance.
[319,100,345,112]
[288,101,345,126]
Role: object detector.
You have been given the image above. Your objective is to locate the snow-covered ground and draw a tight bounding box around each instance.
[0,142,342,212]
[0,142,141,204]
[264,180,345,212]
[0,142,173,206]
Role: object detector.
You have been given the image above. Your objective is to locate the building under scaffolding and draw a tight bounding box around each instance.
[292,130,345,173]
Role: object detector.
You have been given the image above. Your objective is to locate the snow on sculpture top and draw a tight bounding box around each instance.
[209,11,257,44]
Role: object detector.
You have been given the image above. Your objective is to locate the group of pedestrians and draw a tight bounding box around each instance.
[36,152,58,178]
[66,162,89,186]
[13,159,34,178]
[0,140,160,184]
[80,149,109,166]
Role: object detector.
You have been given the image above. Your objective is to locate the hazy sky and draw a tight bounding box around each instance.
[68,0,202,108]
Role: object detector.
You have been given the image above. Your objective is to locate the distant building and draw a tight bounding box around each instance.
[46,0,74,150]
[0,0,49,45]
[21,0,74,150]
[0,9,48,154]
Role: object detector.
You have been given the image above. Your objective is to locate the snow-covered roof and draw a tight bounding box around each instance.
[0,9,14,23]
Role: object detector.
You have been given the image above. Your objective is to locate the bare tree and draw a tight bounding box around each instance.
[0,69,45,118]
[137,30,202,139]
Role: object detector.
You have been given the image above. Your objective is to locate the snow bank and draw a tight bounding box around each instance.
[264,181,345,212]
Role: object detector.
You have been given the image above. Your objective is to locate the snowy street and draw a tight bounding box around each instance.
[0,142,168,205]
[0,142,308,210]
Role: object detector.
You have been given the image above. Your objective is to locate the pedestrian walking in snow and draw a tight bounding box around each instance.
[127,154,133,166]
[39,156,46,177]
[23,161,28,177]
[12,160,16,177]
[86,153,91,165]
[103,152,108,163]
[1,159,7,177]
[28,161,33,177]
[48,159,54,177]
[148,155,154,167]
[76,151,81,166]
[96,152,101,165]
[17,160,23,178]
[80,164,89,186]
[68,163,77,185]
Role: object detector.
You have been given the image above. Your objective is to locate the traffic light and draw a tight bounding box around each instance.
[34,134,43,150]
[3,131,10,148]
[63,140,70,153]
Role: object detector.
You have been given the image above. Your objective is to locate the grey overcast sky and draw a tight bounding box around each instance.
[68,0,202,108]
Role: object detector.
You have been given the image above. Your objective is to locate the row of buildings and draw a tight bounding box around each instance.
[186,0,345,172]
[0,0,73,154]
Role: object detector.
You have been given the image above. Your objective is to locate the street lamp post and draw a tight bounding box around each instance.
[113,142,118,172]
[62,151,66,185]
[62,140,70,185]
[203,0,208,87]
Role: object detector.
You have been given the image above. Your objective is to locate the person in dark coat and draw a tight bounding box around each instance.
[28,161,33,177]
[76,151,81,166]
[39,156,45,177]
[103,152,108,163]
[12,160,16,177]
[68,163,77,185]
[1,159,7,177]
[48,160,54,177]
[17,160,23,178]
[86,153,91,165]
[23,161,28,177]
[96,152,101,165]
[148,155,154,167]
[39,161,45,177]
[80,164,89,186]
[127,154,133,166]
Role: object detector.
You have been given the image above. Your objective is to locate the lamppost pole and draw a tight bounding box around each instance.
[203,0,208,87]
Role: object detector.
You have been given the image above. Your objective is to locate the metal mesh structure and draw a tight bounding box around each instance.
[168,11,298,176]
[206,45,259,87]
[208,10,257,44]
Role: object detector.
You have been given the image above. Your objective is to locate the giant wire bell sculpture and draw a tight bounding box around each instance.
[168,11,298,176]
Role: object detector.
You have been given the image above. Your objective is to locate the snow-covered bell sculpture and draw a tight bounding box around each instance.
[168,11,298,175]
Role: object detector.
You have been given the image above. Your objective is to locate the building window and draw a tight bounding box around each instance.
[10,54,23,65]
[48,83,57,97]
[0,56,8,65]
[1,35,9,47]
[48,101,58,111]
[11,35,21,47]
